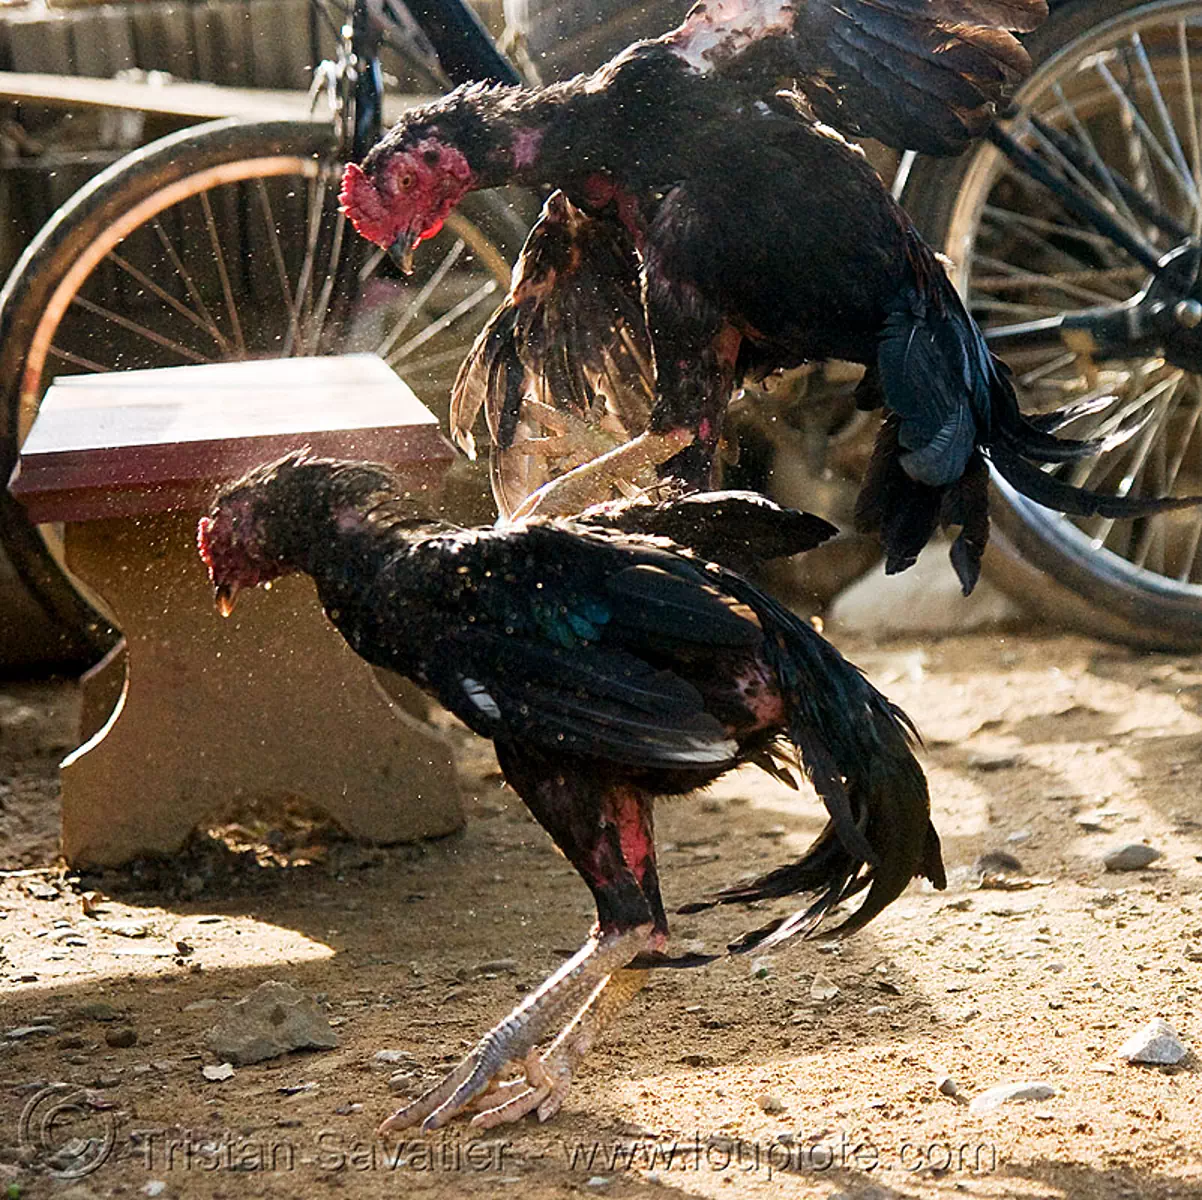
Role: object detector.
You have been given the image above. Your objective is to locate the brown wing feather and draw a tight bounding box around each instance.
[449,191,656,515]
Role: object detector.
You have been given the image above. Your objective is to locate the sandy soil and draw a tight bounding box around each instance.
[0,631,1200,1200]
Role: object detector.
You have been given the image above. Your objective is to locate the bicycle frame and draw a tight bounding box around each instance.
[337,0,521,164]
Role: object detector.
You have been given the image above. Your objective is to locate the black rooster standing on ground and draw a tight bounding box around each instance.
[198,452,944,1130]
[340,0,1199,594]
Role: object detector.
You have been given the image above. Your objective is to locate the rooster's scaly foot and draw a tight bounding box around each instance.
[377,928,650,1133]
[509,429,694,520]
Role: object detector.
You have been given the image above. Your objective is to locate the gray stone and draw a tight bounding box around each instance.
[206,981,338,1065]
[473,959,519,975]
[72,1002,120,1023]
[1117,1018,1188,1065]
[810,974,839,1002]
[968,1081,1056,1113]
[974,851,1024,876]
[373,1049,417,1066]
[1103,844,1162,872]
[5,1024,59,1040]
[967,752,1022,772]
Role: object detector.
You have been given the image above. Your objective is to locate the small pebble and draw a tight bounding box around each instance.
[974,851,1024,876]
[142,1183,167,1198]
[102,922,149,939]
[203,1063,235,1082]
[967,752,1021,772]
[105,1027,138,1049]
[810,974,839,1002]
[757,1094,785,1114]
[373,1049,416,1066]
[1103,844,1162,872]
[22,880,60,901]
[474,959,518,975]
[73,1002,119,1023]
[968,1081,1056,1113]
[1117,1018,1188,1065]
[5,1025,58,1040]
[936,1075,959,1097]
[183,999,218,1012]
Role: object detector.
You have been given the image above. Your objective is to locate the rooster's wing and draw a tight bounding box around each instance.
[449,191,656,517]
[665,0,1046,154]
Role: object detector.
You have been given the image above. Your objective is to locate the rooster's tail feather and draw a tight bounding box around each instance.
[682,579,946,949]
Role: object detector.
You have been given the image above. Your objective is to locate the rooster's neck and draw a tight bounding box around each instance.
[463,44,710,191]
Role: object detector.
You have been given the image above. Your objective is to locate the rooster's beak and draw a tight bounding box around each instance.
[388,231,418,275]
[214,582,240,618]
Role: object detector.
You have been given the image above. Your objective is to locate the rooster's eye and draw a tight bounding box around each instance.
[398,172,415,191]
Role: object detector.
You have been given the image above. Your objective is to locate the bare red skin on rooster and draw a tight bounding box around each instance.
[198,453,944,1130]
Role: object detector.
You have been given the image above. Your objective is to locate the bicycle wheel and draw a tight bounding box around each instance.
[0,117,527,667]
[903,0,1202,650]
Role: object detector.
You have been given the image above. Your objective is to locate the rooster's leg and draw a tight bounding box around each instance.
[467,964,649,1128]
[508,428,695,520]
[378,925,652,1134]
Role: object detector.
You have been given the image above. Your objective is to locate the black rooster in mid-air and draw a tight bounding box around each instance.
[199,452,944,1130]
[340,0,1199,594]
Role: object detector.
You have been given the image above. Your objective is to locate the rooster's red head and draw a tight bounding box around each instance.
[340,136,475,274]
[198,473,296,615]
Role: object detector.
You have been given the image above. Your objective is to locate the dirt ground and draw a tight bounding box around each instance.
[1,630,1200,1200]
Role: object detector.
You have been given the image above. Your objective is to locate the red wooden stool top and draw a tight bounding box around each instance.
[9,354,454,522]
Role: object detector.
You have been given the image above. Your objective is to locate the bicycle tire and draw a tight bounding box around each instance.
[902,0,1202,650]
[0,117,527,669]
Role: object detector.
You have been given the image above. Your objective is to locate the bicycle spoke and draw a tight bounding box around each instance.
[151,217,229,352]
[386,278,497,366]
[1051,81,1145,231]
[359,243,388,284]
[46,345,108,373]
[1018,351,1080,386]
[1130,32,1197,211]
[292,171,330,350]
[1179,20,1202,236]
[982,206,1128,254]
[304,210,349,356]
[1162,376,1202,491]
[972,254,1134,305]
[401,343,484,375]
[253,177,300,355]
[1028,118,1156,252]
[1095,57,1198,206]
[69,294,212,364]
[109,250,232,354]
[989,125,1163,271]
[972,297,1065,318]
[1032,111,1191,243]
[1077,372,1185,552]
[199,190,246,357]
[376,238,467,360]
